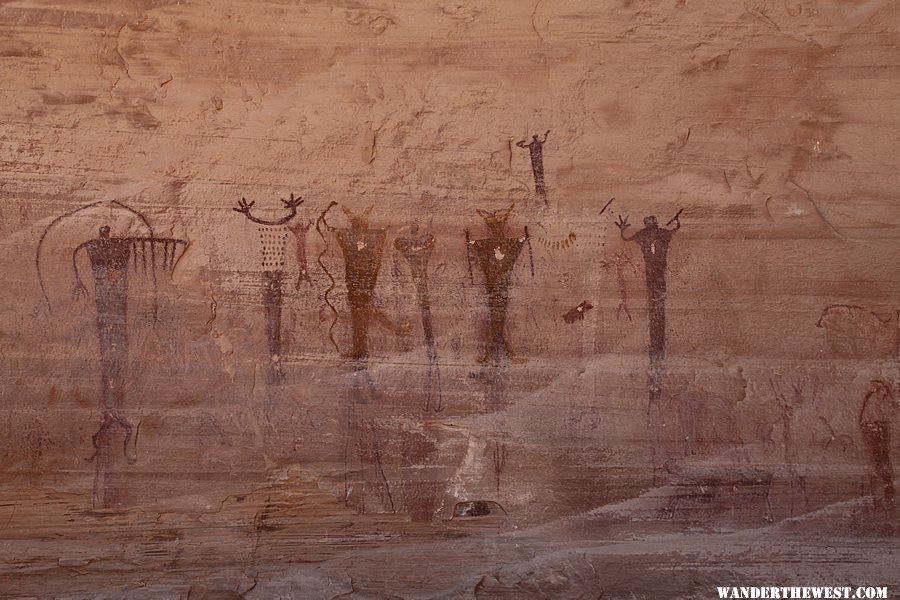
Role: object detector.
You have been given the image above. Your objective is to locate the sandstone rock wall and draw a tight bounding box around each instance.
[0,0,898,597]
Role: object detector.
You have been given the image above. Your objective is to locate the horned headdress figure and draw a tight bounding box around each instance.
[36,200,187,508]
[233,193,305,383]
[465,205,535,365]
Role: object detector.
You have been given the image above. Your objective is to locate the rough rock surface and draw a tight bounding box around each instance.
[1,0,898,597]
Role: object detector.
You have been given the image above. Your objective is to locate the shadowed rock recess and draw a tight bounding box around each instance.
[1,1,898,598]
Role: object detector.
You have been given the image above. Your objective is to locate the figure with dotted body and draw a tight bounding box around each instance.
[233,193,304,382]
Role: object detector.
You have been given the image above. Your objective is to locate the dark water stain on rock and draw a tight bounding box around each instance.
[42,92,97,106]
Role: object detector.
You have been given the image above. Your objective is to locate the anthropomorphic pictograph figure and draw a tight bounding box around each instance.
[859,380,897,511]
[599,248,638,322]
[233,193,304,382]
[617,209,681,481]
[616,210,681,366]
[287,218,314,289]
[53,212,185,508]
[395,222,443,412]
[318,203,408,361]
[316,203,407,513]
[465,205,534,365]
[516,130,550,202]
[769,377,815,516]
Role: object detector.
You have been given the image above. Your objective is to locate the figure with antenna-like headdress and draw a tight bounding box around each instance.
[233,193,304,383]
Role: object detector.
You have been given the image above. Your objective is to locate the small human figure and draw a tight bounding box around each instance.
[465,205,534,365]
[516,130,550,202]
[599,249,638,322]
[859,380,897,511]
[287,218,314,288]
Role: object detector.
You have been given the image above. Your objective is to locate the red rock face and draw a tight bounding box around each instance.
[1,1,898,597]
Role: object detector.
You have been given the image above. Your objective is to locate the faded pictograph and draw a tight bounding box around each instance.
[394,222,443,412]
[233,193,304,382]
[767,376,821,517]
[345,365,395,514]
[465,205,534,366]
[617,209,681,481]
[36,201,186,508]
[516,130,550,203]
[317,203,407,514]
[599,249,638,322]
[816,304,897,359]
[859,380,896,512]
[661,463,774,523]
[563,300,593,324]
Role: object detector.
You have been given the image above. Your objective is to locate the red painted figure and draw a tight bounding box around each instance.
[516,130,550,202]
[859,380,897,510]
[465,206,534,365]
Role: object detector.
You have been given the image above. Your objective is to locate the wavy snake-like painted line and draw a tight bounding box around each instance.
[316,201,340,354]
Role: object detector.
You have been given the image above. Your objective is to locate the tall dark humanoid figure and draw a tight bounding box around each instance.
[617,209,681,479]
[465,205,534,366]
[317,203,407,513]
[70,224,185,507]
[616,211,681,368]
[233,193,304,382]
